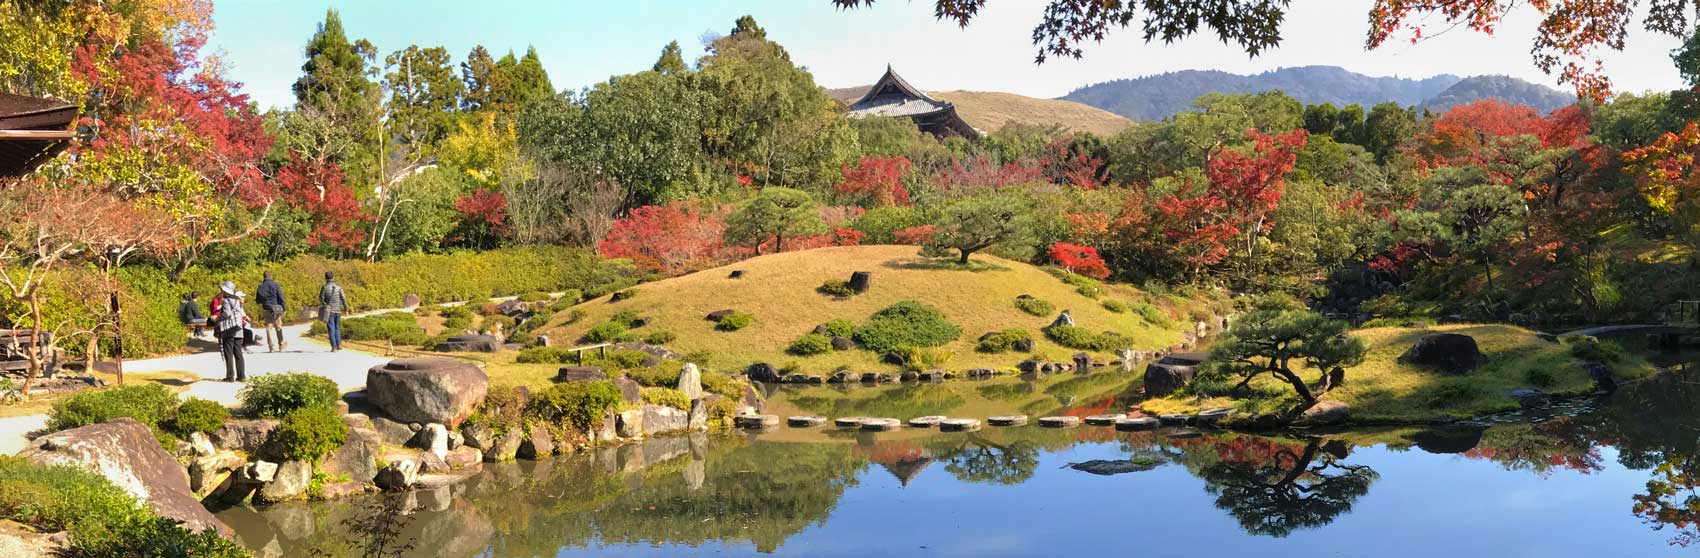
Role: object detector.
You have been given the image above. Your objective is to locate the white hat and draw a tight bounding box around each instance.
[219,281,237,296]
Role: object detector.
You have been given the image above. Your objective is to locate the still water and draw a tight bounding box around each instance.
[217,368,1700,557]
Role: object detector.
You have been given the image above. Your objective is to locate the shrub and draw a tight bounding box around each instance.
[508,330,539,346]
[816,279,857,298]
[819,319,856,338]
[604,349,651,369]
[516,346,570,364]
[581,321,629,343]
[482,314,517,333]
[643,330,677,344]
[1014,296,1054,317]
[1563,335,1625,363]
[0,377,17,405]
[788,333,834,356]
[170,398,229,436]
[976,328,1030,353]
[1042,325,1129,351]
[715,311,754,331]
[467,386,528,435]
[529,381,624,429]
[701,372,743,399]
[307,311,424,344]
[518,291,552,302]
[641,387,691,410]
[239,372,340,418]
[272,407,348,463]
[48,383,178,433]
[1133,303,1173,328]
[623,366,678,388]
[563,308,588,324]
[551,290,583,309]
[441,311,474,331]
[609,309,640,326]
[1046,268,1102,297]
[1102,300,1130,313]
[853,301,961,353]
[0,456,250,557]
[900,347,953,371]
[1526,368,1557,388]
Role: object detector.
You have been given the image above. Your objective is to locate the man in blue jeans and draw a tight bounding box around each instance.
[319,272,350,352]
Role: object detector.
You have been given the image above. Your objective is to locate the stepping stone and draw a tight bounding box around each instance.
[1038,416,1081,428]
[1165,428,1203,439]
[1083,414,1125,426]
[1158,414,1191,426]
[987,415,1028,427]
[787,415,827,427]
[939,418,982,432]
[1194,408,1232,425]
[1114,417,1159,431]
[734,414,779,429]
[907,416,946,428]
[834,417,871,428]
[859,418,902,432]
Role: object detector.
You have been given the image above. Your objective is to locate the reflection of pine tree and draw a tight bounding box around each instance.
[1197,438,1378,537]
[938,434,1040,485]
[312,495,417,558]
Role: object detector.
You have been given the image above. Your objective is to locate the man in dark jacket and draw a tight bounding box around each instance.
[255,272,287,352]
[177,292,207,338]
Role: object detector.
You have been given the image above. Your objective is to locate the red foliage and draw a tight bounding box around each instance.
[837,156,913,207]
[275,156,372,251]
[892,224,938,245]
[934,154,1044,191]
[1039,138,1105,189]
[454,188,512,245]
[1048,242,1111,279]
[598,202,729,275]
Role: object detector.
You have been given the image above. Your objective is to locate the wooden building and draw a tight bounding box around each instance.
[846,66,979,139]
[0,93,77,177]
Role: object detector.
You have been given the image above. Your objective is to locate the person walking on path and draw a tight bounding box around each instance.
[319,272,350,352]
[255,272,287,352]
[209,281,250,382]
[177,291,207,339]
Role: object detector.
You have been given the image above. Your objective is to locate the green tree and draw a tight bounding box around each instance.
[1205,295,1367,419]
[1196,437,1379,537]
[519,70,706,212]
[925,193,1036,264]
[509,46,554,107]
[462,45,511,113]
[383,45,464,151]
[653,40,687,74]
[1397,177,1526,297]
[1302,103,1339,136]
[723,187,826,253]
[293,9,379,129]
[1360,102,1416,164]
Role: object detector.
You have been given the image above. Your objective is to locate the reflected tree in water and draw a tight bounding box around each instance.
[936,434,1041,485]
[310,495,417,558]
[1599,372,1700,547]
[1197,437,1378,537]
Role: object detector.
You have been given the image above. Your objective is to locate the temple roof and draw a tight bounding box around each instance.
[0,93,77,177]
[848,65,954,118]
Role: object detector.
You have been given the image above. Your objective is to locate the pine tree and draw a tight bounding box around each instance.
[653,41,687,74]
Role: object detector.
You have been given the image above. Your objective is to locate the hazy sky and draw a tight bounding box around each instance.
[209,0,1690,110]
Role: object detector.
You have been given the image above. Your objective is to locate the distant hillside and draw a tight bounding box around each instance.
[1060,65,1571,121]
[827,86,1133,136]
[1420,75,1575,113]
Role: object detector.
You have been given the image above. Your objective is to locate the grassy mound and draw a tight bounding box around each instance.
[538,246,1220,375]
[1140,323,1657,422]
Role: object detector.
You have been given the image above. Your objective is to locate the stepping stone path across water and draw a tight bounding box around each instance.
[860,418,902,432]
[1083,414,1125,426]
[1194,408,1232,425]
[834,417,871,428]
[1038,416,1081,428]
[1114,417,1159,431]
[787,415,827,427]
[907,416,946,428]
[939,418,982,432]
[987,415,1029,427]
[735,414,779,429]
[1158,414,1191,426]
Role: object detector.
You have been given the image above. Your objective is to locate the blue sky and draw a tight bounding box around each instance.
[210,0,1689,110]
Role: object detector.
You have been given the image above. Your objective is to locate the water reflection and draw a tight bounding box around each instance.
[216,368,1700,557]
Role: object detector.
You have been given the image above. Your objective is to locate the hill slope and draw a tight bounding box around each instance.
[828,86,1132,136]
[541,245,1219,375]
[1061,65,1570,121]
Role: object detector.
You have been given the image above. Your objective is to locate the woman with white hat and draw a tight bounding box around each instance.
[209,280,250,382]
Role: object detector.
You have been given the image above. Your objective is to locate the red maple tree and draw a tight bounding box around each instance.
[1048,242,1111,279]
[599,202,730,275]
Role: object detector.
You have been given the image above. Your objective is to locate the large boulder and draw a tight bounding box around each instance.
[210,419,279,454]
[255,460,312,504]
[366,357,489,428]
[616,409,645,438]
[745,363,781,384]
[433,334,501,353]
[369,416,417,446]
[186,450,245,496]
[1143,352,1206,397]
[19,418,228,535]
[1050,310,1075,328]
[517,425,555,459]
[613,375,643,404]
[555,366,606,382]
[485,429,524,462]
[677,363,703,400]
[373,460,419,491]
[1400,333,1482,374]
[412,423,450,459]
[323,427,382,483]
[1298,400,1351,425]
[848,271,873,293]
[642,405,690,436]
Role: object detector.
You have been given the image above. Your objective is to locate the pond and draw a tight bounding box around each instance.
[216,365,1700,557]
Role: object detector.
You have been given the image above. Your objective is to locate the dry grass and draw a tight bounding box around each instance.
[1139,323,1656,422]
[537,246,1208,377]
[930,91,1133,136]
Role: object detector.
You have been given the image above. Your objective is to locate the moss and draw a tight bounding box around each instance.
[641,387,692,410]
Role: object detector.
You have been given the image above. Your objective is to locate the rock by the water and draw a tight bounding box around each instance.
[907,416,945,427]
[413,423,450,459]
[555,366,606,382]
[1298,400,1351,425]
[615,409,645,438]
[1194,408,1232,425]
[323,427,381,484]
[1507,388,1550,408]
[642,405,690,436]
[787,415,827,427]
[859,418,901,432]
[445,446,483,468]
[518,425,555,459]
[485,429,523,462]
[370,417,417,446]
[741,384,766,415]
[833,416,870,428]
[1114,417,1159,431]
[1039,416,1081,428]
[366,357,490,428]
[1400,333,1482,374]
[987,415,1028,426]
[460,422,496,451]
[745,363,782,384]
[20,418,228,535]
[373,460,419,491]
[211,419,279,454]
[1158,414,1190,425]
[433,334,501,353]
[187,450,244,496]
[255,460,312,504]
[613,375,643,404]
[734,414,779,429]
[1144,353,1205,397]
[677,363,703,399]
[687,397,712,430]
[1069,459,1159,476]
[939,418,982,432]
[1083,414,1124,426]
[1585,361,1618,393]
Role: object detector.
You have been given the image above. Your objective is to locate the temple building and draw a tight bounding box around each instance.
[845,65,979,139]
[0,93,76,177]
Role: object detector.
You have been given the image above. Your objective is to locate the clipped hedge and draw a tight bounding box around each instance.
[1014,296,1054,317]
[239,372,340,418]
[306,311,425,345]
[47,384,178,436]
[788,333,833,356]
[715,311,754,332]
[528,381,624,430]
[1042,325,1130,352]
[975,328,1031,353]
[853,301,961,354]
[170,398,229,436]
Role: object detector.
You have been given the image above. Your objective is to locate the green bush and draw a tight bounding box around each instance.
[603,349,650,369]
[819,319,856,338]
[1058,273,1103,298]
[976,328,1031,353]
[1526,368,1558,388]
[441,310,474,331]
[518,291,552,302]
[1563,335,1625,363]
[528,381,624,429]
[48,383,178,434]
[900,347,953,371]
[609,310,640,326]
[563,308,588,324]
[550,290,583,310]
[788,333,834,356]
[307,311,425,345]
[0,377,17,405]
[816,279,857,298]
[466,386,528,435]
[1133,303,1173,328]
[272,407,348,463]
[239,372,340,418]
[641,387,691,410]
[643,330,677,344]
[701,372,743,399]
[1014,296,1054,317]
[853,301,961,353]
[0,456,251,557]
[516,346,570,364]
[1102,300,1130,313]
[482,314,517,333]
[715,311,754,331]
[623,366,678,388]
[1042,325,1128,351]
[581,321,629,343]
[170,398,229,436]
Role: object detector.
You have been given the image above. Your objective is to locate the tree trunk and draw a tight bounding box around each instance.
[18,290,42,397]
[1275,368,1318,421]
[958,249,971,264]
